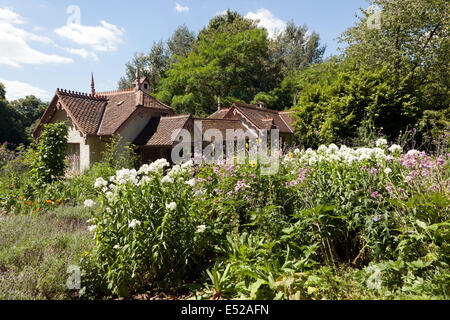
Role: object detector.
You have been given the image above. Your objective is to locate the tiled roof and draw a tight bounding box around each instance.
[208,108,232,119]
[230,102,294,133]
[56,89,107,135]
[199,118,252,140]
[99,90,173,136]
[278,111,296,131]
[145,115,191,146]
[35,88,174,138]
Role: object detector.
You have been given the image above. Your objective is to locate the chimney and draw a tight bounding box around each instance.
[135,67,141,92]
[90,73,95,96]
[217,96,221,111]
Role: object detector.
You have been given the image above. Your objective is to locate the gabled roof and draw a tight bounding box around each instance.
[33,88,174,138]
[144,115,192,147]
[209,102,295,134]
[199,118,252,140]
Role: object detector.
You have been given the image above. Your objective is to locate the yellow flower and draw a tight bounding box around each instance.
[19,196,24,200]
[250,161,257,167]
[307,287,318,295]
[84,252,89,257]
[289,152,293,158]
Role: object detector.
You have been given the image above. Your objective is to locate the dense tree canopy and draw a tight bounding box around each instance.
[118,25,196,91]
[0,83,47,146]
[153,10,324,115]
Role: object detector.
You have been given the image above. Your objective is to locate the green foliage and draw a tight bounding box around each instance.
[118,25,195,91]
[157,27,271,116]
[338,0,450,147]
[270,21,325,77]
[31,123,68,186]
[292,64,419,147]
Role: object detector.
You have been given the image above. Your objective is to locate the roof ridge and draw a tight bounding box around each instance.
[141,91,173,110]
[56,88,108,101]
[96,88,135,96]
[234,102,278,114]
[163,114,191,119]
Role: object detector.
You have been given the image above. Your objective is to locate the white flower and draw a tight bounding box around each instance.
[87,225,97,232]
[94,177,107,189]
[181,160,194,168]
[105,191,114,201]
[407,149,420,156]
[196,225,206,233]
[384,168,392,174]
[166,202,177,211]
[113,244,120,249]
[389,144,402,153]
[194,189,206,197]
[128,219,141,229]
[376,138,388,147]
[293,148,301,155]
[84,199,95,208]
[161,175,173,184]
[185,178,196,187]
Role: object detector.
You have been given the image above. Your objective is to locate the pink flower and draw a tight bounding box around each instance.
[386,183,394,194]
[370,168,378,175]
[371,191,380,199]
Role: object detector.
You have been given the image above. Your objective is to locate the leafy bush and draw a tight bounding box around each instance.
[31,123,68,186]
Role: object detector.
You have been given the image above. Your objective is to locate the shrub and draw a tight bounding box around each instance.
[31,123,68,186]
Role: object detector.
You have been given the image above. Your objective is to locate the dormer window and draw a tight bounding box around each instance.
[256,100,266,108]
[144,84,148,90]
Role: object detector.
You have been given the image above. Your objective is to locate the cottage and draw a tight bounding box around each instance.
[33,71,296,172]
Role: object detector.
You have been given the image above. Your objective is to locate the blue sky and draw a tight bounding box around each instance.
[0,0,370,101]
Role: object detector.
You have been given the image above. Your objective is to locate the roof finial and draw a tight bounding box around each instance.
[91,73,95,96]
[218,95,221,111]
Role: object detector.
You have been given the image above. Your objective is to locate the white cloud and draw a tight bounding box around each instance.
[175,3,189,13]
[245,8,286,38]
[0,78,50,100]
[63,47,99,61]
[0,7,73,67]
[0,7,26,24]
[54,20,126,52]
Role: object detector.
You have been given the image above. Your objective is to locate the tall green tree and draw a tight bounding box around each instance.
[292,63,418,147]
[156,11,278,116]
[10,95,47,138]
[270,21,326,76]
[339,0,449,140]
[0,83,24,145]
[167,24,196,60]
[118,25,195,91]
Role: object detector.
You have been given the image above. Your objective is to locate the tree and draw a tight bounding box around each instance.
[270,21,326,76]
[339,0,450,141]
[167,24,195,60]
[118,25,196,91]
[10,95,47,138]
[118,42,169,91]
[156,25,271,116]
[292,63,418,147]
[0,83,24,145]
